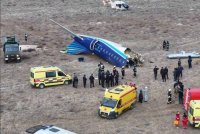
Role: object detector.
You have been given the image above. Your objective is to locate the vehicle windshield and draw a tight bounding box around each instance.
[101,98,118,108]
[5,44,19,52]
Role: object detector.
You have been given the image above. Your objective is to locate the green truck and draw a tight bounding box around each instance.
[3,36,21,63]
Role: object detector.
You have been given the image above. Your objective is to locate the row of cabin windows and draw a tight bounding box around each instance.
[99,47,125,64]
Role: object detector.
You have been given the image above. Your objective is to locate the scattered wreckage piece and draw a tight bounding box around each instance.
[50,19,144,67]
[103,0,129,10]
[167,51,200,59]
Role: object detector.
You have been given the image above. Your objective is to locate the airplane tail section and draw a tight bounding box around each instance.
[66,41,91,55]
[50,19,83,40]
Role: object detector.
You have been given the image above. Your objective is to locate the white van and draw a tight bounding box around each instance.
[26,125,76,134]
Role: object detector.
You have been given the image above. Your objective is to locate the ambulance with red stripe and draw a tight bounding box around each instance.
[30,66,72,89]
[98,85,137,119]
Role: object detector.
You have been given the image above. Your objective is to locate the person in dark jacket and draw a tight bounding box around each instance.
[73,74,78,88]
[160,67,166,82]
[115,71,119,85]
[106,70,110,88]
[110,73,114,87]
[25,33,28,42]
[98,70,101,85]
[121,66,125,79]
[153,66,159,80]
[166,41,169,51]
[89,74,95,88]
[173,68,178,81]
[188,56,192,69]
[83,74,87,88]
[164,67,169,79]
[139,90,143,103]
[167,89,172,104]
[178,83,184,104]
[163,40,166,50]
[101,71,105,88]
[133,66,137,77]
[178,65,184,78]
[178,58,181,67]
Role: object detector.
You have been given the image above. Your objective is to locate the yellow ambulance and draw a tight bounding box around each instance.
[98,85,137,119]
[188,100,200,128]
[30,66,72,89]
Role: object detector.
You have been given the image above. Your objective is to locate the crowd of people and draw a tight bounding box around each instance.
[153,66,169,82]
[71,46,195,129]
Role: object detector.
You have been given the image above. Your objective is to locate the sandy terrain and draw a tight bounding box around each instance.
[0,0,200,134]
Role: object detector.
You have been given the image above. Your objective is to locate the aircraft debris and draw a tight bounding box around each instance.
[167,51,200,59]
[50,19,144,67]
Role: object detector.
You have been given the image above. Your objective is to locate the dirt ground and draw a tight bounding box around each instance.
[1,0,200,134]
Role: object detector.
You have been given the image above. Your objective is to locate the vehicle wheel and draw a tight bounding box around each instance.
[17,59,21,63]
[64,80,69,85]
[39,84,45,89]
[114,113,118,119]
[130,102,136,110]
[4,60,8,63]
[98,110,101,117]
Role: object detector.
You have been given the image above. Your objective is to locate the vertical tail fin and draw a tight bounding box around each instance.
[50,19,83,40]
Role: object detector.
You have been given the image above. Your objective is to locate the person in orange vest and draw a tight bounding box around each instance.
[182,112,188,129]
[174,111,180,128]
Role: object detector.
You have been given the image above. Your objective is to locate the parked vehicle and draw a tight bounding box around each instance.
[3,36,21,63]
[183,88,200,111]
[26,125,76,134]
[188,100,200,128]
[98,84,137,119]
[30,66,72,89]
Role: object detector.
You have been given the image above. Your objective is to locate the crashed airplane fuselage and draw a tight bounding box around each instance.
[51,20,143,67]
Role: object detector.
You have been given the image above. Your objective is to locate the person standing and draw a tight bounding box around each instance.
[25,33,28,42]
[153,66,159,80]
[110,73,114,87]
[133,66,137,77]
[164,67,169,80]
[139,90,143,103]
[167,89,172,104]
[178,58,181,67]
[89,74,95,88]
[163,40,166,50]
[178,83,184,104]
[174,111,180,128]
[98,70,101,85]
[173,68,178,81]
[83,74,87,88]
[182,113,188,129]
[121,66,125,79]
[101,71,105,88]
[106,71,110,88]
[188,56,192,69]
[178,65,184,78]
[160,67,166,82]
[113,66,117,75]
[166,41,169,51]
[72,73,78,88]
[115,71,119,85]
